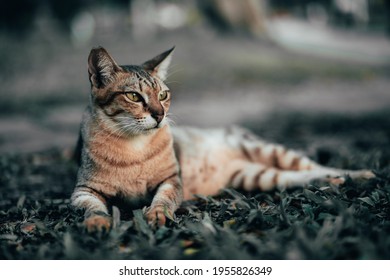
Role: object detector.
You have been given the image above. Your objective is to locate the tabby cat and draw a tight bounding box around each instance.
[71,47,374,232]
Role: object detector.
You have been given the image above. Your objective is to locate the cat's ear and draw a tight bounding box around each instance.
[88,47,120,88]
[141,47,175,81]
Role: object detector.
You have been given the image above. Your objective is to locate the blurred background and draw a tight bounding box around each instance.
[0,0,389,153]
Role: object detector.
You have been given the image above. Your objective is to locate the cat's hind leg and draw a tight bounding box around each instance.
[229,161,374,192]
[238,131,374,180]
[240,136,323,171]
[223,127,374,192]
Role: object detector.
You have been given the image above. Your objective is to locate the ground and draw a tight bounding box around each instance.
[1,110,389,259]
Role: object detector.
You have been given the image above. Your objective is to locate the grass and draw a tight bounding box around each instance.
[0,110,389,259]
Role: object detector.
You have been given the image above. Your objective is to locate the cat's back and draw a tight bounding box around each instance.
[171,125,258,153]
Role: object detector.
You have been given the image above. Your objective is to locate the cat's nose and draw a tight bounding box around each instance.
[152,113,164,124]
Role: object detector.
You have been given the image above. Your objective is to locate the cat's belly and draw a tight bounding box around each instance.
[179,148,240,199]
[172,126,247,199]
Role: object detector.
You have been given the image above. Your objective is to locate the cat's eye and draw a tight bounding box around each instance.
[124,92,143,102]
[159,91,169,101]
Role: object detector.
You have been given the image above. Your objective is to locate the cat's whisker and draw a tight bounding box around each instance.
[94,117,138,142]
[119,123,140,137]
[166,113,177,121]
[92,121,120,140]
[164,80,181,86]
[115,116,133,120]
[100,124,125,142]
[165,69,182,77]
[165,116,176,127]
[165,64,183,76]
[166,63,181,70]
[95,112,160,141]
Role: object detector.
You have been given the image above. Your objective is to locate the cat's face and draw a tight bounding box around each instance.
[88,47,174,136]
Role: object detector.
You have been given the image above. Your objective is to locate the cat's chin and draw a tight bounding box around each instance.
[144,127,159,133]
[141,122,167,134]
[151,121,167,130]
[134,125,164,136]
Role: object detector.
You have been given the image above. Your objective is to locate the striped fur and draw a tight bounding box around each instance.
[71,47,374,231]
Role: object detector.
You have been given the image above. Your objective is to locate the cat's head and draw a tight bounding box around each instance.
[87,46,174,136]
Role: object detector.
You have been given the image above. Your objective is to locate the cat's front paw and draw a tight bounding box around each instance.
[327,176,346,186]
[145,206,173,228]
[84,215,112,233]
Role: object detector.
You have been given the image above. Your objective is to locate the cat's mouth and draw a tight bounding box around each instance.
[152,118,166,130]
[150,122,164,130]
[141,123,163,132]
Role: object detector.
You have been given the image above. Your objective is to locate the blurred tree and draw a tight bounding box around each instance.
[269,0,389,34]
[0,0,39,34]
[0,0,132,35]
[46,0,87,32]
[387,0,390,35]
[1,0,388,37]
[197,0,269,39]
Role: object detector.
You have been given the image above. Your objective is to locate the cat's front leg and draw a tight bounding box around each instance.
[71,186,112,233]
[145,176,183,227]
